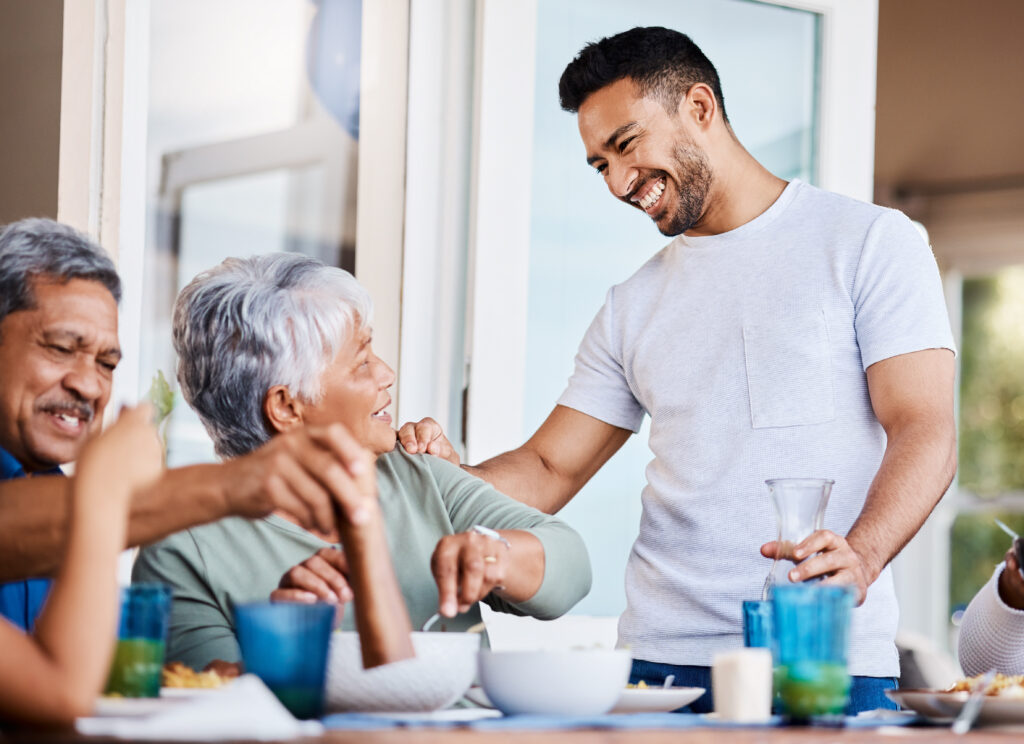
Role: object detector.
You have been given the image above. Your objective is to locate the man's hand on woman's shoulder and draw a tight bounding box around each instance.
[397,417,460,466]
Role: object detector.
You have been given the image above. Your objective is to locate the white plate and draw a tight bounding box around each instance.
[93,696,183,718]
[466,684,706,715]
[159,686,226,697]
[887,689,1024,726]
[92,687,225,717]
[610,687,706,714]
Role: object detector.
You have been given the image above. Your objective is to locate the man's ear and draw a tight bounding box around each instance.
[264,385,304,433]
[679,83,718,132]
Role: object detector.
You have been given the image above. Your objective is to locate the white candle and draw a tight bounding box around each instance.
[712,648,773,722]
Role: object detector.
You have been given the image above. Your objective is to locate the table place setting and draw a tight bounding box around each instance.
[78,675,323,741]
[68,481,1017,739]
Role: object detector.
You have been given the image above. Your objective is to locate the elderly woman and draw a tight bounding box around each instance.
[134,253,591,671]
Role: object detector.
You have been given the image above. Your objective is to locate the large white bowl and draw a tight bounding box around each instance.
[478,649,632,716]
[325,631,481,712]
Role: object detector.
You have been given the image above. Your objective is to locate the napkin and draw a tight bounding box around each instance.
[77,675,324,740]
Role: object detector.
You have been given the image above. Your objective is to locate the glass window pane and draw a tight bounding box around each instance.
[958,268,1024,494]
[526,0,820,614]
[141,0,362,466]
[950,512,1024,614]
[950,266,1024,616]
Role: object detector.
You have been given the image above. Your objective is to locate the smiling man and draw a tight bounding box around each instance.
[0,218,122,629]
[0,268,121,468]
[401,27,957,714]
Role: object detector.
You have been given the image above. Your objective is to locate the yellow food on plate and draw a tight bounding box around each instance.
[947,672,1024,696]
[625,680,649,689]
[161,661,231,689]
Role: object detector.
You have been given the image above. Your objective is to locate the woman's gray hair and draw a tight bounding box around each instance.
[0,217,121,326]
[173,253,373,459]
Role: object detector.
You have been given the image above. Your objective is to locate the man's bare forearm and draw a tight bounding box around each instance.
[846,417,957,582]
[466,447,572,514]
[456,406,631,515]
[0,476,69,580]
[0,465,231,581]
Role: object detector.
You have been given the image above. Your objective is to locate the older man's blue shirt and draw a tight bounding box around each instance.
[0,446,58,630]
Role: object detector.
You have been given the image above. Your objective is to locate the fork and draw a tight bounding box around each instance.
[421,612,485,633]
[952,669,995,735]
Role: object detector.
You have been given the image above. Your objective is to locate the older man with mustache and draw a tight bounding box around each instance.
[0,218,410,646]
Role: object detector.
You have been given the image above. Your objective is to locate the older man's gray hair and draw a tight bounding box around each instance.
[0,218,122,326]
[173,253,374,458]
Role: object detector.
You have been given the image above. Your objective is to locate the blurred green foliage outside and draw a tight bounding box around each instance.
[951,268,1024,611]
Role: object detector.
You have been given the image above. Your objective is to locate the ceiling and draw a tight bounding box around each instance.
[874,0,1024,197]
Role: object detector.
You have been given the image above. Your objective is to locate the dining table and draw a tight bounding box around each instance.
[5,723,1024,744]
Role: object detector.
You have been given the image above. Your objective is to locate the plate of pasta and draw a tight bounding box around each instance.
[887,674,1024,725]
[161,661,235,691]
[92,664,235,717]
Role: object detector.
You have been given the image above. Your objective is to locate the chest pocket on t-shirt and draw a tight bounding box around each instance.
[742,309,836,428]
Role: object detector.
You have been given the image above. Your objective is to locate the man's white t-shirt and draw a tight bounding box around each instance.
[557,179,955,677]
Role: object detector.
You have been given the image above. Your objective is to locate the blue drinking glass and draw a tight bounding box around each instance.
[742,599,774,648]
[234,602,335,719]
[771,584,854,721]
[105,583,173,697]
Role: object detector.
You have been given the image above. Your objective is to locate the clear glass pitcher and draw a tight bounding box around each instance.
[763,478,834,596]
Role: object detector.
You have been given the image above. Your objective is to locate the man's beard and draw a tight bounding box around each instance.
[658,143,713,237]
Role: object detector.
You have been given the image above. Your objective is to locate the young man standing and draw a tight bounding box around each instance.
[403,27,957,713]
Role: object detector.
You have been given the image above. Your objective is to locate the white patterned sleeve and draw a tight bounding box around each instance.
[958,563,1024,676]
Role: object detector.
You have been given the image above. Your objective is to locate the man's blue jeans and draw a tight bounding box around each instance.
[630,659,898,715]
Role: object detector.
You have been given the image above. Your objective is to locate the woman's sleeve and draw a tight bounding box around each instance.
[958,563,1024,675]
[430,458,592,620]
[132,532,241,669]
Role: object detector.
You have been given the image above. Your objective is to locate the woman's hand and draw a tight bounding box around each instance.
[431,530,511,617]
[998,546,1024,610]
[75,403,163,501]
[397,418,460,466]
[271,547,354,606]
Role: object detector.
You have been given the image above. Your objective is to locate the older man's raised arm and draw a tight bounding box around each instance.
[0,424,374,581]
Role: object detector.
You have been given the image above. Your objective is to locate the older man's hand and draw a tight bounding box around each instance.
[998,546,1024,610]
[760,529,873,606]
[219,423,377,534]
[397,418,460,466]
[272,547,354,607]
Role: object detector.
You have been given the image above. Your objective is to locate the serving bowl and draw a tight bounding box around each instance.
[477,648,632,716]
[325,631,480,712]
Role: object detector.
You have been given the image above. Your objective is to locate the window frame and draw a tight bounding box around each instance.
[60,0,411,415]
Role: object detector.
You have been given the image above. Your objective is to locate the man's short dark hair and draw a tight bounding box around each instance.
[559,26,728,122]
[0,218,121,327]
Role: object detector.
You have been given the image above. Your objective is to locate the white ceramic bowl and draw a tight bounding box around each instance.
[477,649,632,716]
[325,631,481,712]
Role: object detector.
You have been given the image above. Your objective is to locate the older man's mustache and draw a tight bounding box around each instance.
[37,397,95,423]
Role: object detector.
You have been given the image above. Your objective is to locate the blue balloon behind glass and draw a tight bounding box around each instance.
[307,0,362,140]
